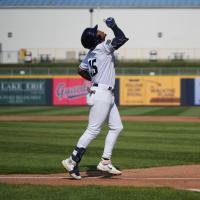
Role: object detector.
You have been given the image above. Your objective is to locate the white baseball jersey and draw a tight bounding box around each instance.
[79,40,116,88]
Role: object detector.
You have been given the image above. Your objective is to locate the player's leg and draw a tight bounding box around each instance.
[102,103,123,159]
[97,103,123,175]
[62,99,111,179]
[76,100,111,148]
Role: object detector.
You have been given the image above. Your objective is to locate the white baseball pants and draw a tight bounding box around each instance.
[76,86,123,159]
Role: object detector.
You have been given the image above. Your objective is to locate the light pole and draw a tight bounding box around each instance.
[89,8,94,27]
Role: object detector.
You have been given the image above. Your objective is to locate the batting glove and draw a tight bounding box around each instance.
[105,17,116,28]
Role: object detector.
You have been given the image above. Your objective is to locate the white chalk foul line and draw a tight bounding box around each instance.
[113,177,200,180]
[0,176,70,179]
[188,188,200,192]
[0,176,200,181]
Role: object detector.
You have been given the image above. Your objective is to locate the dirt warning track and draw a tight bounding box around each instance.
[0,115,200,122]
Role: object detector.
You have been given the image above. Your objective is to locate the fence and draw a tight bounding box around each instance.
[0,67,200,76]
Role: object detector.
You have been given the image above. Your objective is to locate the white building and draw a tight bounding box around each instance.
[0,0,200,63]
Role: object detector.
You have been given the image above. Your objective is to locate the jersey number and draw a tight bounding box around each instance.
[89,59,98,77]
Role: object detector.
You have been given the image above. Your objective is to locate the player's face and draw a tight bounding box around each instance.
[97,30,106,42]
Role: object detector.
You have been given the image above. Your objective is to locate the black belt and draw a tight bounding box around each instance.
[93,83,114,91]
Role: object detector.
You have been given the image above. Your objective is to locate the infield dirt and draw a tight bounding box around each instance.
[0,165,200,191]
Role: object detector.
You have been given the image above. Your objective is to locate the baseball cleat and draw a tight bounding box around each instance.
[61,158,81,180]
[97,159,122,175]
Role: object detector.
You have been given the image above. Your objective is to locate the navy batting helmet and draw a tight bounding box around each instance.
[81,25,100,49]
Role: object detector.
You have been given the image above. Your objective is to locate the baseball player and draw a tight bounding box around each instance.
[62,17,129,180]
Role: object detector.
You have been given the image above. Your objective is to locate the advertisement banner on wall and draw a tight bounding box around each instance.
[53,78,91,105]
[195,78,200,105]
[120,76,180,106]
[0,79,52,105]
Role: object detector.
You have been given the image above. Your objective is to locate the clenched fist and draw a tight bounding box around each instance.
[104,17,116,28]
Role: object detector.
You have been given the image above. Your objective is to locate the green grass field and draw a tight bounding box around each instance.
[1,184,200,200]
[0,121,200,174]
[0,106,200,199]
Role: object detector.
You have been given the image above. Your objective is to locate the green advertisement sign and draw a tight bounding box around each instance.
[0,79,52,105]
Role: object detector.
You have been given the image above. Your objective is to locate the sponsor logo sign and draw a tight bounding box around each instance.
[120,76,180,106]
[0,79,51,105]
[53,78,91,105]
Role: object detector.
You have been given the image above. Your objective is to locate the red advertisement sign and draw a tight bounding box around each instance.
[53,78,91,105]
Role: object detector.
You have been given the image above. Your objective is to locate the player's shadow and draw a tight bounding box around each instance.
[83,165,116,179]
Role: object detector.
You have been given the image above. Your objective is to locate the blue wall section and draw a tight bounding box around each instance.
[114,78,120,105]
[181,79,195,106]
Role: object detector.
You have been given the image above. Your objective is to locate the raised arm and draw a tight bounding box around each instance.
[105,17,129,50]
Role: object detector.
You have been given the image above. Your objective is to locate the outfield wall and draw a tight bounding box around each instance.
[0,76,200,106]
